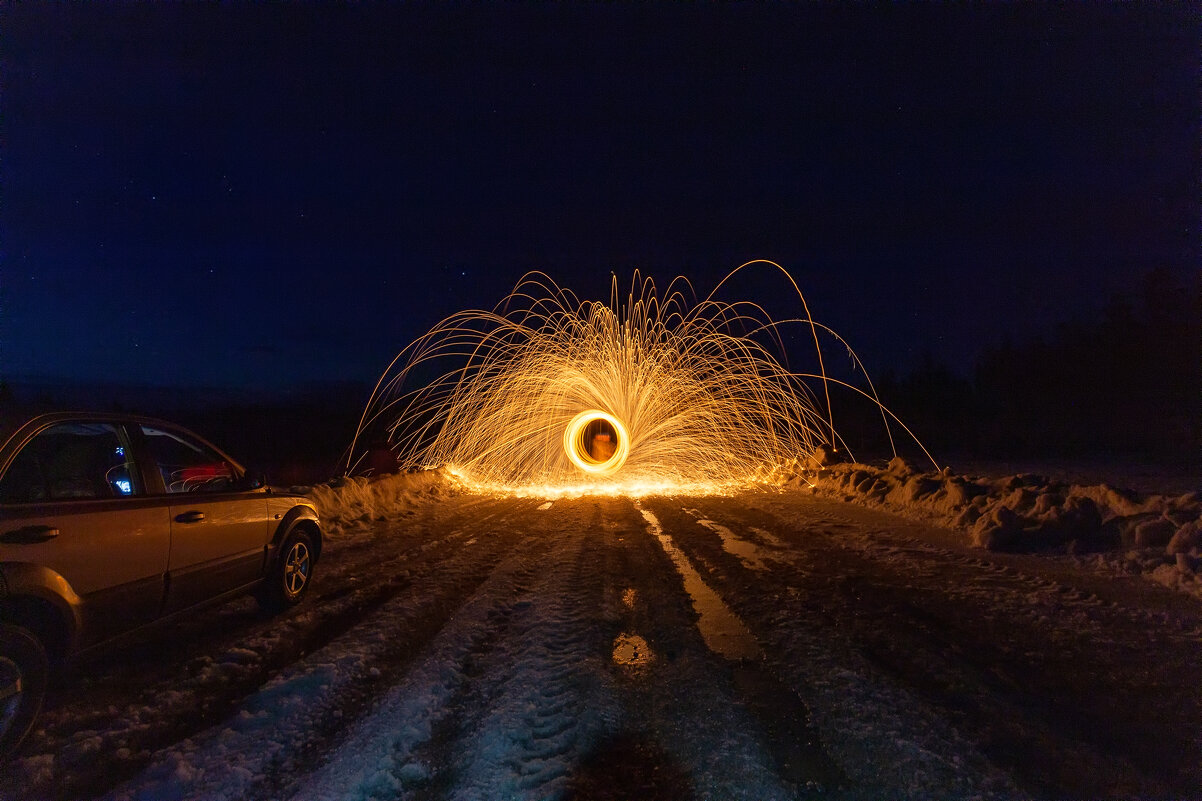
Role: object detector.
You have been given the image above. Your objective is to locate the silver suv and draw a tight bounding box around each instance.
[0,412,322,756]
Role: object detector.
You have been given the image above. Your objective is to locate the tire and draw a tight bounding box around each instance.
[0,623,48,758]
[258,529,315,613]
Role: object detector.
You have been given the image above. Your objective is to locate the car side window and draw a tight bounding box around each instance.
[140,425,236,494]
[0,422,141,503]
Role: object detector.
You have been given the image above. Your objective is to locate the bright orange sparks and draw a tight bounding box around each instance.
[349,261,931,497]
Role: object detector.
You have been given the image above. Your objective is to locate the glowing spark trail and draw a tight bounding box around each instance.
[350,261,931,496]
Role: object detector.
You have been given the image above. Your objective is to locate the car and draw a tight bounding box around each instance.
[0,411,322,756]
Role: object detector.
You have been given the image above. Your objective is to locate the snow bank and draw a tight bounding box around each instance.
[301,469,456,535]
[794,447,1202,597]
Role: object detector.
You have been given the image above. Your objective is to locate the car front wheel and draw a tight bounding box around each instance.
[258,529,315,613]
[0,623,48,758]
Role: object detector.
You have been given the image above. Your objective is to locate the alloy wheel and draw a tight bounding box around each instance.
[283,541,311,597]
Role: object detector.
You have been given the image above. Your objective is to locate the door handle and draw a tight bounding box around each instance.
[1,525,60,544]
[175,511,206,523]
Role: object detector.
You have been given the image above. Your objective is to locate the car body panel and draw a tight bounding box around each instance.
[0,411,322,657]
[0,501,171,598]
[0,500,171,645]
[163,492,270,614]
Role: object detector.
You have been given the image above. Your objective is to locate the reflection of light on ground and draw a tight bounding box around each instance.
[611,633,654,669]
[638,506,762,662]
[686,512,772,572]
[444,467,775,500]
[621,588,637,610]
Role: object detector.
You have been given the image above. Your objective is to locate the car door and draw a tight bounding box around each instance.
[137,424,270,615]
[0,420,171,647]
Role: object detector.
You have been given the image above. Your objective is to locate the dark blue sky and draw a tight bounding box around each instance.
[3,4,1197,396]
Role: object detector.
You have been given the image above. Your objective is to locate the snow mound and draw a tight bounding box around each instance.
[302,469,456,535]
[796,456,1202,597]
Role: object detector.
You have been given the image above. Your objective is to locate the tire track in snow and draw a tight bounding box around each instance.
[742,493,1202,796]
[681,493,1202,798]
[439,504,619,801]
[60,496,535,801]
[611,499,814,800]
[291,498,619,801]
[650,497,1021,800]
[639,505,761,661]
[817,509,1202,644]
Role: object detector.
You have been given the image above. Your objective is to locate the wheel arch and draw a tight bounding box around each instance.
[269,506,322,565]
[0,563,81,661]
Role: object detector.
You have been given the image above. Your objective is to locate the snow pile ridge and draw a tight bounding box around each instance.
[796,456,1202,596]
[303,469,455,535]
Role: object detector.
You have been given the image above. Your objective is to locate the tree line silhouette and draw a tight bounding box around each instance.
[864,268,1200,463]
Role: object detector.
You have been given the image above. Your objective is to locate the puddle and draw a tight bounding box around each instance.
[639,506,762,661]
[611,633,654,668]
[695,518,771,572]
[684,508,782,570]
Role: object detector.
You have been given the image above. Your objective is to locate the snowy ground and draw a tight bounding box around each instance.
[800,449,1202,601]
[4,471,1201,800]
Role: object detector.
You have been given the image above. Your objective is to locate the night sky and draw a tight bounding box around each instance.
[3,4,1197,400]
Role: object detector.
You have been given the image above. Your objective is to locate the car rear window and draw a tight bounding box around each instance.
[0,422,140,503]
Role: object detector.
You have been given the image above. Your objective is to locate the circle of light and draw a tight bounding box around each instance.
[563,410,630,475]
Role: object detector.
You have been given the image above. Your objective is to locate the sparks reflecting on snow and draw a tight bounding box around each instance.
[350,261,930,496]
[638,505,761,661]
[611,632,655,669]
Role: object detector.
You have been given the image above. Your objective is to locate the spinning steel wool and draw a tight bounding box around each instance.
[350,261,924,496]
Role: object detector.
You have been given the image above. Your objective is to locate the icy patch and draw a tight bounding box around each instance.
[639,506,761,661]
[683,508,773,571]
